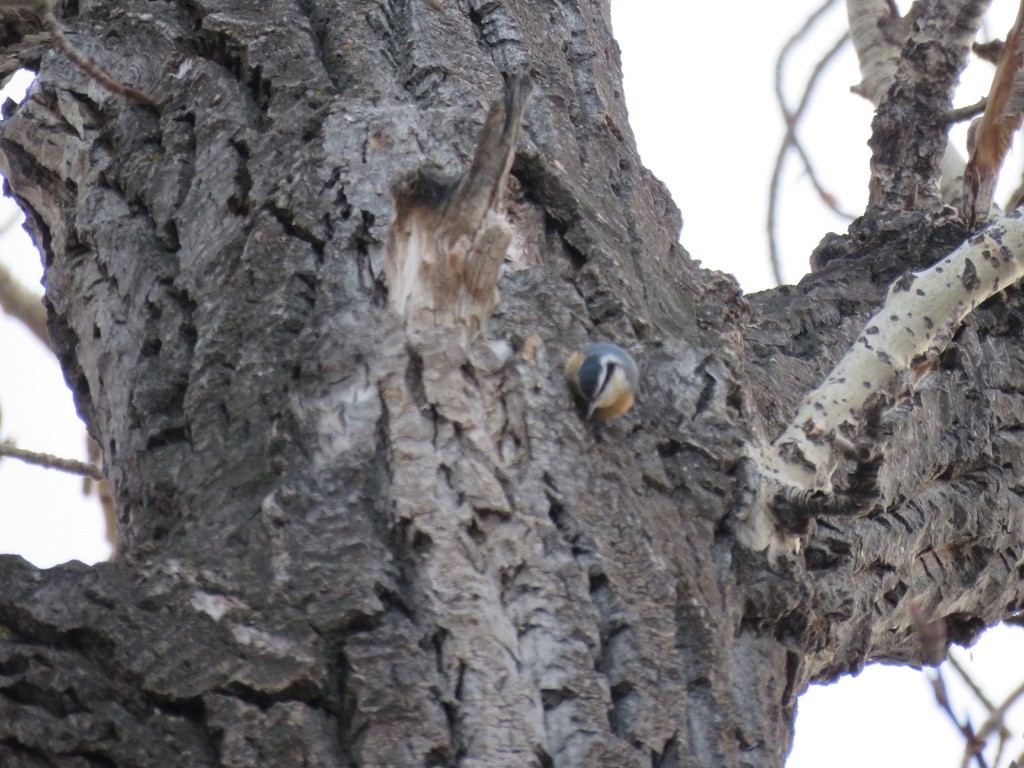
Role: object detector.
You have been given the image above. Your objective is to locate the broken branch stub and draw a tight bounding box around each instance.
[384,74,533,338]
[760,209,1024,497]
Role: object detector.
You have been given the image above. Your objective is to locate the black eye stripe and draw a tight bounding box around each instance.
[597,360,618,397]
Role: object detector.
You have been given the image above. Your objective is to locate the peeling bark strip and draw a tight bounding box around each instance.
[962,0,1024,228]
[384,74,533,337]
[761,209,1024,495]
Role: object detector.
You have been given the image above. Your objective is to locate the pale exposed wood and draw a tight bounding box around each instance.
[385,75,533,338]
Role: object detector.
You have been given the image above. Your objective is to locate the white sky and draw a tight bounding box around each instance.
[0,2,1022,765]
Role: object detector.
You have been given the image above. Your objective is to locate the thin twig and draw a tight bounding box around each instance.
[927,670,989,768]
[38,11,157,106]
[769,23,852,284]
[947,652,1016,768]
[777,0,843,83]
[947,652,998,712]
[1006,167,1024,212]
[973,679,1024,746]
[789,67,859,220]
[908,605,989,767]
[0,442,104,480]
[0,260,49,347]
[991,731,1007,768]
[943,97,989,124]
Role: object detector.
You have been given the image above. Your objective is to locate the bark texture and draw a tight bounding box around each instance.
[867,0,991,211]
[0,2,1022,768]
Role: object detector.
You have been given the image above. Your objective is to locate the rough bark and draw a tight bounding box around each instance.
[867,0,991,212]
[0,2,1022,768]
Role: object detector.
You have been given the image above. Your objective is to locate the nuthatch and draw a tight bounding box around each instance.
[564,342,639,421]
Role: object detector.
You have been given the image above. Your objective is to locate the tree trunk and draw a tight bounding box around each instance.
[1,1,1023,767]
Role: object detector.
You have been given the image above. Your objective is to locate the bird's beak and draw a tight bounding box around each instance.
[586,402,597,420]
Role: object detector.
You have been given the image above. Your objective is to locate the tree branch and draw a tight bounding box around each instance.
[963,0,1024,229]
[0,259,48,346]
[846,0,982,208]
[769,21,853,284]
[929,669,989,767]
[760,208,1024,497]
[943,97,989,124]
[0,441,104,479]
[971,679,1024,757]
[947,652,998,712]
[868,0,992,212]
[847,0,902,105]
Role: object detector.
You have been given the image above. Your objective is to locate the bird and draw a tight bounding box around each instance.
[563,342,639,421]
